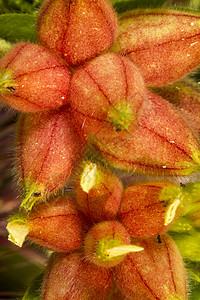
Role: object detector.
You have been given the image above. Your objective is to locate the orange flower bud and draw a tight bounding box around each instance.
[75,161,123,223]
[113,9,200,86]
[119,182,182,238]
[93,91,200,175]
[152,79,200,136]
[7,196,85,252]
[84,221,143,267]
[37,0,118,67]
[16,106,86,210]
[0,43,71,112]
[114,235,187,300]
[42,252,113,300]
[70,53,145,138]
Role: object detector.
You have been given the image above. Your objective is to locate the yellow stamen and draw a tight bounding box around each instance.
[104,245,144,259]
[164,199,180,226]
[80,162,97,193]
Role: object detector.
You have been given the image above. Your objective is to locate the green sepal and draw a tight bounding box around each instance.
[21,177,46,211]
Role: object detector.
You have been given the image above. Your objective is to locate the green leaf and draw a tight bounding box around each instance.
[0,14,37,43]
[110,0,167,13]
[23,271,44,300]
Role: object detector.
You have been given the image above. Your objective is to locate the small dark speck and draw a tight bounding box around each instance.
[157,235,162,244]
[7,86,16,93]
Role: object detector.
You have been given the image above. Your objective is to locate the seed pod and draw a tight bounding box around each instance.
[84,220,143,267]
[16,106,86,210]
[70,52,145,138]
[0,43,71,112]
[7,196,84,252]
[152,79,200,136]
[37,0,118,67]
[119,182,182,238]
[112,9,200,86]
[93,90,200,176]
[114,235,187,300]
[75,161,123,223]
[42,252,113,300]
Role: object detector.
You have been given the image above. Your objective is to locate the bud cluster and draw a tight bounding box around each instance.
[1,0,200,299]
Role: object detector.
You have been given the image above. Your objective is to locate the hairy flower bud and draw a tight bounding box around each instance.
[93,90,200,175]
[42,252,113,300]
[114,235,187,300]
[70,53,145,138]
[7,196,84,252]
[75,161,123,223]
[37,0,118,67]
[16,106,86,210]
[152,79,200,136]
[0,43,71,112]
[119,182,182,238]
[84,221,143,267]
[113,9,200,86]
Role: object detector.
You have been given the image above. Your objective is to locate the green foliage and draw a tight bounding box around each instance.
[110,0,167,13]
[0,14,37,43]
[23,272,44,300]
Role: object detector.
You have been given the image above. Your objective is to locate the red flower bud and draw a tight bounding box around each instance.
[75,161,123,223]
[152,79,200,136]
[119,182,182,238]
[0,43,71,112]
[42,252,113,300]
[37,0,118,67]
[93,90,200,175]
[113,9,200,86]
[16,106,86,210]
[114,235,187,300]
[70,53,145,138]
[84,221,143,267]
[7,196,85,252]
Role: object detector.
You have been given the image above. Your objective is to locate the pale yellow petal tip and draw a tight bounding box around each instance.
[104,245,144,259]
[6,222,29,247]
[164,199,181,226]
[80,162,97,193]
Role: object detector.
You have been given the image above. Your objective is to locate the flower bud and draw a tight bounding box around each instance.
[75,161,123,223]
[0,43,71,112]
[93,90,200,175]
[84,220,143,267]
[70,53,145,139]
[37,0,118,67]
[42,252,113,300]
[152,79,200,136]
[7,196,84,252]
[113,9,200,86]
[114,235,187,300]
[119,182,182,238]
[16,106,86,210]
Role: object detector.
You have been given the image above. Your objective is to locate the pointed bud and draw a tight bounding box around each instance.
[114,235,187,300]
[84,220,139,267]
[37,0,118,67]
[7,196,85,252]
[42,252,112,300]
[76,161,123,222]
[93,91,200,175]
[119,182,182,238]
[113,9,200,86]
[16,106,86,210]
[152,79,200,136]
[70,53,145,138]
[0,43,71,112]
